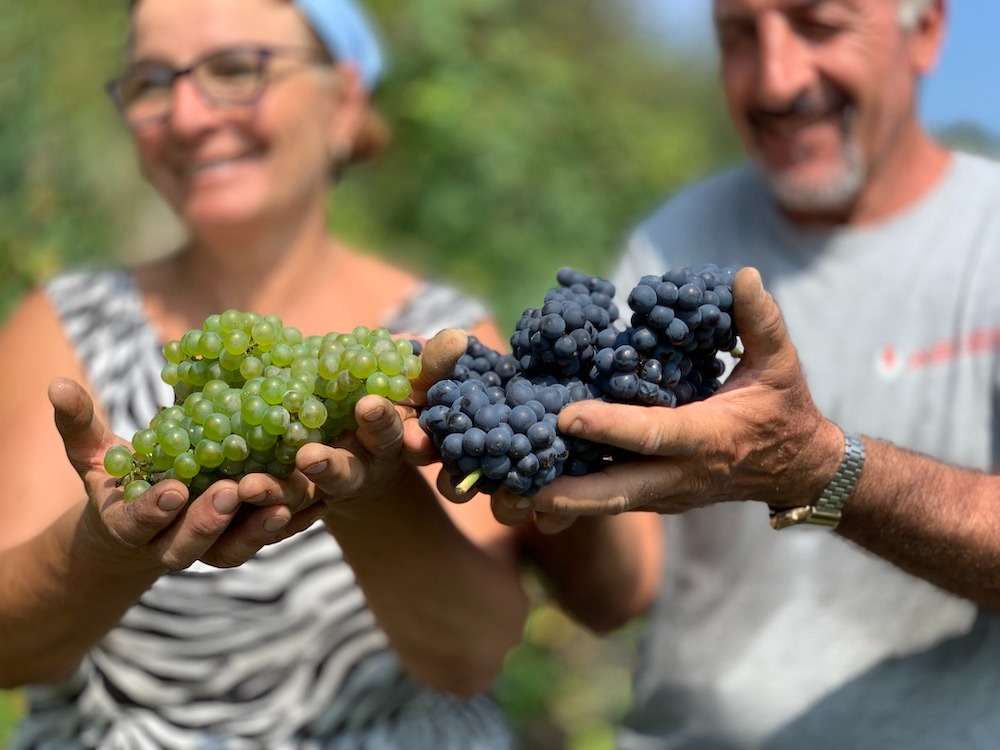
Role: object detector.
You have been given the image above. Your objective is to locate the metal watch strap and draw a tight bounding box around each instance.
[769,433,866,530]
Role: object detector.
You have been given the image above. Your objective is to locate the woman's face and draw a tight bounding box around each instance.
[127,0,359,232]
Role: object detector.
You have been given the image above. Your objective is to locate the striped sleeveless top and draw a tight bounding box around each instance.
[14,269,513,750]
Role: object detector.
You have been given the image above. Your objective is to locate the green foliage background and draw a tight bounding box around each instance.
[0,2,738,748]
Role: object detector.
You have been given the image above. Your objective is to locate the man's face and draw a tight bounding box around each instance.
[714,0,930,214]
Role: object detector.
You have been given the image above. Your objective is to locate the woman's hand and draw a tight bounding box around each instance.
[50,378,318,573]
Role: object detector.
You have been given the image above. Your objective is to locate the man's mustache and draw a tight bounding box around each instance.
[748,86,852,130]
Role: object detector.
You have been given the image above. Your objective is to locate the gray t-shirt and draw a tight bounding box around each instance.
[612,153,1000,750]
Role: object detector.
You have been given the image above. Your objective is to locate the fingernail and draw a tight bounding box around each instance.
[264,517,288,533]
[304,461,328,476]
[515,499,532,510]
[213,490,239,515]
[158,491,185,512]
[565,418,584,436]
[362,405,387,423]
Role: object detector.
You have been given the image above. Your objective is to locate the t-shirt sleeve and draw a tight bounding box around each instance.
[383,282,491,339]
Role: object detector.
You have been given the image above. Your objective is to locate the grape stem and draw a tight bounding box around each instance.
[456,470,483,496]
[730,341,745,359]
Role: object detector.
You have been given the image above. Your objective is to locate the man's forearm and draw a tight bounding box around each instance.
[520,513,662,633]
[837,438,1000,609]
[325,466,529,696]
[0,502,160,688]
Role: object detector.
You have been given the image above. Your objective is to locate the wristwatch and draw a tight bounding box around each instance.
[769,433,866,531]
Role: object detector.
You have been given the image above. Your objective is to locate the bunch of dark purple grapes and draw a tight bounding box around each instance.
[420,265,740,496]
[510,268,621,378]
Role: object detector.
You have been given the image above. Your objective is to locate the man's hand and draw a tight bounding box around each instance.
[493,268,843,527]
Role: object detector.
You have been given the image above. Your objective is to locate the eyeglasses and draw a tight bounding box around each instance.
[106,45,330,127]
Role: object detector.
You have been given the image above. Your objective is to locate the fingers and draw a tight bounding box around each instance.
[733,267,792,365]
[98,478,191,548]
[354,396,404,459]
[149,480,242,572]
[491,491,533,525]
[295,443,367,499]
[197,504,297,568]
[409,329,468,403]
[49,378,115,478]
[533,511,578,535]
[558,400,706,457]
[529,462,685,516]
[401,411,438,465]
[236,470,314,514]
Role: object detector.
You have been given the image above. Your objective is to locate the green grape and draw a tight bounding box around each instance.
[378,351,403,377]
[183,392,205,417]
[365,372,391,398]
[218,349,243,372]
[202,314,222,333]
[222,434,250,461]
[191,399,215,425]
[247,425,278,452]
[206,362,225,381]
[371,338,394,356]
[335,370,360,398]
[263,365,283,379]
[159,363,180,387]
[195,439,225,469]
[282,326,303,346]
[299,398,328,429]
[305,334,323,350]
[271,343,294,367]
[261,378,287,405]
[307,428,324,444]
[403,355,422,380]
[291,356,317,375]
[263,406,291,436]
[104,445,134,478]
[242,377,264,397]
[220,309,244,332]
[191,473,214,496]
[240,356,264,380]
[151,446,174,472]
[163,341,185,364]
[204,413,232,442]
[217,389,243,415]
[242,311,261,333]
[283,421,310,448]
[132,429,158,457]
[351,326,371,345]
[349,351,377,379]
[224,329,250,355]
[189,360,210,387]
[282,389,305,414]
[318,353,341,380]
[229,413,245,437]
[243,459,268,475]
[388,375,413,402]
[220,459,245,477]
[188,424,205,445]
[265,314,284,331]
[162,406,186,424]
[173,382,194,404]
[337,334,359,349]
[291,374,316,396]
[274,442,298,464]
[371,327,392,341]
[198,332,224,359]
[242,395,269,426]
[395,339,414,357]
[181,330,203,357]
[124,480,152,503]
[161,427,191,457]
[174,451,201,480]
[252,321,278,348]
[267,461,294,479]
[155,419,181,441]
[178,361,195,385]
[249,449,272,463]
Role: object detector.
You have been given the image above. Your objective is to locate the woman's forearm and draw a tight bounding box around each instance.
[325,466,529,697]
[0,502,160,688]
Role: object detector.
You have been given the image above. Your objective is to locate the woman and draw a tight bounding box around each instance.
[0,1,530,746]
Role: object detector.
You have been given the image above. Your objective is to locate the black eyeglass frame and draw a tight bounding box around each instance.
[105,44,332,126]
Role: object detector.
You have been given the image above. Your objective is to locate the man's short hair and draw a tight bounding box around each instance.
[899,0,934,29]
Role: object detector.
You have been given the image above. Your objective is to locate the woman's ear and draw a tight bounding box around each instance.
[325,63,366,164]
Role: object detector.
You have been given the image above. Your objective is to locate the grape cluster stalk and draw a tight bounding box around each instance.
[103,311,422,502]
[421,265,741,497]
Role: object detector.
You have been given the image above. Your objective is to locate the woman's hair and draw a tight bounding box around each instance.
[125,0,390,170]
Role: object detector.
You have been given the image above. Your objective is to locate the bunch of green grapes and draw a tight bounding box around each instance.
[103,310,422,501]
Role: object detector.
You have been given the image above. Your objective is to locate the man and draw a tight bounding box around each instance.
[495,0,1000,747]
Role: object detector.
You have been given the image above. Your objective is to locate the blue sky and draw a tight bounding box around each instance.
[631,1,1000,135]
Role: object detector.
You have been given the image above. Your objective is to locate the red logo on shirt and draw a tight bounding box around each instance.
[876,329,1000,380]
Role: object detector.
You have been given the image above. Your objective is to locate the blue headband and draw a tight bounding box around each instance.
[293,0,385,91]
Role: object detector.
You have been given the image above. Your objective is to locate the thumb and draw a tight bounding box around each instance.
[409,328,468,403]
[49,378,114,477]
[732,267,792,365]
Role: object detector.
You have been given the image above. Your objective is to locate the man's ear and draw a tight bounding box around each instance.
[908,0,947,76]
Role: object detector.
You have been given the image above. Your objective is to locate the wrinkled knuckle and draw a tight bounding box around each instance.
[638,422,665,456]
[187,516,225,540]
[159,552,190,574]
